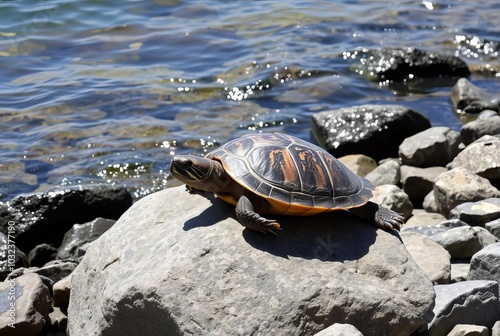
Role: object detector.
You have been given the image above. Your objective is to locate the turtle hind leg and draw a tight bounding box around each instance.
[236,195,281,235]
[349,201,405,231]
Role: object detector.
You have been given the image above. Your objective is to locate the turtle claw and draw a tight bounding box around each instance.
[376,211,405,231]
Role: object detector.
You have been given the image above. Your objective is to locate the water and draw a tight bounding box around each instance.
[1,0,499,201]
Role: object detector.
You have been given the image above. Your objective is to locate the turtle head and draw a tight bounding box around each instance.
[170,155,229,192]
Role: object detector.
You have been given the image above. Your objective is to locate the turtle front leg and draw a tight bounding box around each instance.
[349,201,405,231]
[236,195,281,235]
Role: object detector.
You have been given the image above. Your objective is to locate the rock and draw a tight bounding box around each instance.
[398,127,461,167]
[451,78,499,114]
[47,306,68,335]
[0,273,52,335]
[371,184,413,219]
[451,262,470,283]
[448,136,500,180]
[428,280,499,335]
[0,187,132,253]
[311,104,431,161]
[434,168,500,217]
[493,321,500,336]
[461,116,500,145]
[364,159,401,187]
[472,226,499,247]
[449,198,500,227]
[353,47,470,82]
[337,154,377,177]
[68,187,435,336]
[8,261,76,283]
[313,323,363,336]
[28,243,57,267]
[478,109,500,119]
[448,324,489,336]
[57,217,115,260]
[401,232,451,284]
[400,166,447,205]
[486,219,500,239]
[0,232,28,281]
[423,190,438,213]
[430,226,482,259]
[402,219,469,237]
[468,243,500,282]
[405,211,447,228]
[53,275,71,308]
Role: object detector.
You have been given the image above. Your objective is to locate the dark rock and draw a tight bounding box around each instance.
[0,187,132,254]
[451,78,500,114]
[468,243,500,282]
[428,280,500,335]
[365,159,401,186]
[0,232,28,281]
[353,47,470,82]
[53,275,71,308]
[57,217,115,260]
[8,261,76,283]
[398,127,461,167]
[312,104,431,161]
[0,273,52,335]
[449,198,500,227]
[448,136,500,180]
[402,218,469,237]
[434,168,500,217]
[430,226,482,259]
[461,116,500,145]
[400,166,447,206]
[68,186,435,336]
[28,243,58,267]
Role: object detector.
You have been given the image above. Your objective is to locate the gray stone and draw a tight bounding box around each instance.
[468,243,500,282]
[423,190,438,213]
[68,186,435,336]
[371,184,413,219]
[0,273,52,335]
[405,211,447,228]
[28,243,57,267]
[338,154,377,177]
[401,232,451,284]
[402,219,469,237]
[472,226,499,247]
[400,166,447,205]
[428,280,500,335]
[8,261,76,283]
[365,159,401,187]
[430,226,482,259]
[313,323,363,336]
[449,198,500,227]
[434,168,500,217]
[448,324,489,336]
[461,116,500,145]
[399,127,461,167]
[448,136,500,180]
[493,321,500,336]
[486,219,500,239]
[53,275,72,308]
[312,104,430,161]
[57,217,115,260]
[0,232,28,281]
[451,262,470,283]
[451,78,499,114]
[47,306,68,335]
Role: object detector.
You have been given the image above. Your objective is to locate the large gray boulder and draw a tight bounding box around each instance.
[68,186,435,336]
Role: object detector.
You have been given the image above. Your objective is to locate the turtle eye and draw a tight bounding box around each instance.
[179,159,192,169]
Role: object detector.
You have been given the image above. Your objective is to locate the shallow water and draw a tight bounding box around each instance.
[1,0,499,201]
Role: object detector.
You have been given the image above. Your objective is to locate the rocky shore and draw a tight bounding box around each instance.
[1,48,500,335]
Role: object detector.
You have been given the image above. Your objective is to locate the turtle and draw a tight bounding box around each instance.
[169,132,404,234]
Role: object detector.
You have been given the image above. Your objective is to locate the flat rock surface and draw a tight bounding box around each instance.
[68,186,435,336]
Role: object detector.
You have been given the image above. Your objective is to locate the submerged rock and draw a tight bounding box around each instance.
[451,78,500,114]
[312,104,430,161]
[68,186,435,336]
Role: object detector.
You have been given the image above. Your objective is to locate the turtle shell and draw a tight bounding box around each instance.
[206,133,375,215]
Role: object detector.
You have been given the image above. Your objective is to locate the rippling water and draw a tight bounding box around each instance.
[1,0,499,201]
